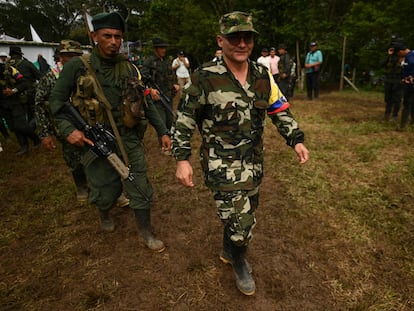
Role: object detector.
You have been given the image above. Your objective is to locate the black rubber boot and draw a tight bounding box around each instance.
[98,209,115,232]
[134,209,165,252]
[72,172,89,203]
[230,244,256,296]
[15,133,28,155]
[219,226,252,273]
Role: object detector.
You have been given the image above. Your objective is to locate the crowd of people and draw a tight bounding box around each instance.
[255,42,322,101]
[7,8,414,298]
[0,10,310,296]
[380,40,414,128]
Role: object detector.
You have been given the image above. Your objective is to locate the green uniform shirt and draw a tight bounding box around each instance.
[49,49,168,139]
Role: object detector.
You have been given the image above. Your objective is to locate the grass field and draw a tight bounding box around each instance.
[0,90,413,310]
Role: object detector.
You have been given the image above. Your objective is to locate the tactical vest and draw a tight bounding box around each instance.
[71,55,146,128]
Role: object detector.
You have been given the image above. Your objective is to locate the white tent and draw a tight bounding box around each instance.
[0,42,57,66]
[0,33,24,42]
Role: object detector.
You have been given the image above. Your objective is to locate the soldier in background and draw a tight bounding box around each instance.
[277,43,291,99]
[395,42,414,128]
[35,40,90,202]
[0,61,38,155]
[9,46,42,124]
[380,42,403,122]
[172,11,309,295]
[141,37,178,143]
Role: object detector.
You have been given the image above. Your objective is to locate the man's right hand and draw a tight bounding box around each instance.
[150,88,161,101]
[66,129,94,147]
[176,160,194,187]
[41,136,57,151]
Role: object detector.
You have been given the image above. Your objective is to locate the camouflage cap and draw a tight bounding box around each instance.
[59,40,83,55]
[219,11,258,35]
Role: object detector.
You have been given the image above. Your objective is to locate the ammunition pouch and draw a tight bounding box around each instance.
[71,74,106,125]
[121,77,146,128]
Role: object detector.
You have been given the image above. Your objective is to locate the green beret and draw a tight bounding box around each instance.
[92,12,125,33]
[219,11,258,35]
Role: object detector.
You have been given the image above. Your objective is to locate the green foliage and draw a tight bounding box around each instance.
[1,0,412,81]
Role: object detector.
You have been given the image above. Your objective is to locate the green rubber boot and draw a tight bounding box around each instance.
[134,209,165,252]
[231,244,256,295]
[98,209,115,232]
[219,228,252,273]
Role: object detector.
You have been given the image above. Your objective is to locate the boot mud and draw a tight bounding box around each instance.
[99,210,115,232]
[233,261,256,295]
[144,235,165,252]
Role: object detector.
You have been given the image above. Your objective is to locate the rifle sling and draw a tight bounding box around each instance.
[78,55,130,167]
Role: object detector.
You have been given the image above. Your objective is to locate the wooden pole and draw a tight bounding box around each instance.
[296,40,302,90]
[339,35,346,91]
[82,4,94,47]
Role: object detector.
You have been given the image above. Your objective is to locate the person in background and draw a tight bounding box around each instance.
[257,47,270,70]
[277,43,291,99]
[0,61,37,155]
[268,47,280,82]
[0,52,8,64]
[9,46,42,121]
[380,42,403,122]
[395,43,414,128]
[172,11,309,296]
[141,37,179,140]
[288,56,297,98]
[35,40,90,203]
[212,48,223,62]
[304,42,323,100]
[172,50,191,100]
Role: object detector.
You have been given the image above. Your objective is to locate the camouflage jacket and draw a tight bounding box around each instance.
[35,64,62,139]
[172,59,305,191]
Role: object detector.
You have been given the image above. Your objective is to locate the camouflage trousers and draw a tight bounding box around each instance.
[213,187,259,247]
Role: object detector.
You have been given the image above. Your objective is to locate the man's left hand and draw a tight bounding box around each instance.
[294,143,309,164]
[161,134,172,152]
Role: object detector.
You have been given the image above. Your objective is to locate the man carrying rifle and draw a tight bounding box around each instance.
[50,12,171,253]
[141,37,179,149]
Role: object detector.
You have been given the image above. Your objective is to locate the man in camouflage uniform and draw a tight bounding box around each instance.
[9,46,42,137]
[141,37,178,142]
[35,40,90,202]
[0,61,38,155]
[172,11,309,295]
[50,12,171,252]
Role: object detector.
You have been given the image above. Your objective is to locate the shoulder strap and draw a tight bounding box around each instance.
[78,54,130,166]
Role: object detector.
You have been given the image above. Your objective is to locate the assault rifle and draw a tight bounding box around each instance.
[63,102,150,201]
[146,79,176,118]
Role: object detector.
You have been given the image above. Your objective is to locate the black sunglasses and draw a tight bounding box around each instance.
[223,32,254,46]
